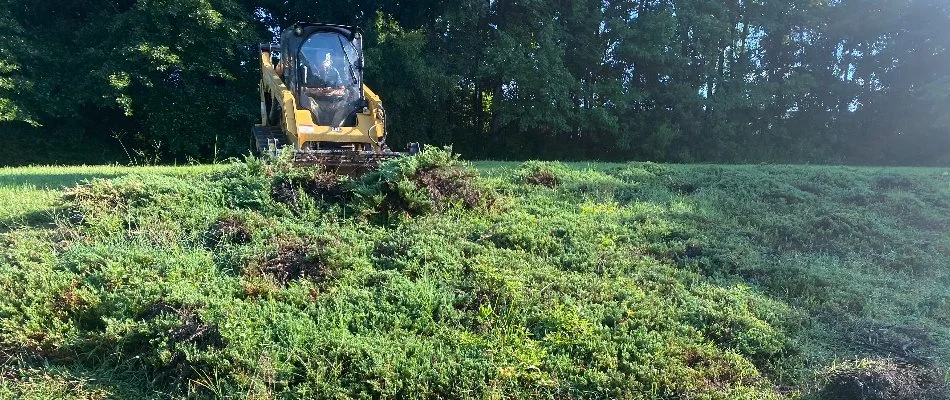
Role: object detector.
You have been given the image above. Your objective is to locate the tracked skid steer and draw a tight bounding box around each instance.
[253,23,418,174]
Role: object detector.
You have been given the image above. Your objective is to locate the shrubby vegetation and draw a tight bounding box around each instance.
[0,151,947,398]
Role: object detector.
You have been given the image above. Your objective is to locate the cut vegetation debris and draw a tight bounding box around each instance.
[0,151,948,399]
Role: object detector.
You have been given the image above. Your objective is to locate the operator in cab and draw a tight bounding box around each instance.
[301,52,348,127]
[314,53,343,91]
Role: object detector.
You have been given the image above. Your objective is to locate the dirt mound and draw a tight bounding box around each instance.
[208,216,252,245]
[169,313,224,351]
[137,300,226,389]
[875,175,916,191]
[271,171,350,208]
[160,313,224,390]
[514,161,563,187]
[138,300,185,321]
[139,301,225,350]
[672,182,699,195]
[819,358,948,400]
[525,169,559,187]
[247,239,334,286]
[413,166,487,210]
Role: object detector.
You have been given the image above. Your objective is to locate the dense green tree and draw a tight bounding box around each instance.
[1,0,260,161]
[0,0,947,165]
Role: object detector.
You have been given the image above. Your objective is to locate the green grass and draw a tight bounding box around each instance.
[0,165,224,231]
[0,153,947,399]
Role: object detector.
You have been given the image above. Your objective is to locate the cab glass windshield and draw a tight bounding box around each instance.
[299,32,359,90]
[298,32,361,127]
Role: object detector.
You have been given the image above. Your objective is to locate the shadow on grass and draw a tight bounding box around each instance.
[0,210,57,233]
[2,346,157,399]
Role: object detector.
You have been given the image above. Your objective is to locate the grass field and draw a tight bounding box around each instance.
[0,153,948,399]
[0,165,223,230]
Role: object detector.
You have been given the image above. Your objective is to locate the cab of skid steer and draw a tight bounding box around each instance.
[280,23,365,129]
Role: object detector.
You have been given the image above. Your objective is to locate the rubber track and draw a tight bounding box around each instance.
[251,126,286,156]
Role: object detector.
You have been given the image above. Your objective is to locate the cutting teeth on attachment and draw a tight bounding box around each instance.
[252,126,421,175]
[290,149,405,175]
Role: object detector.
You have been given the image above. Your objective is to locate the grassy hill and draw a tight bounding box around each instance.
[0,152,947,399]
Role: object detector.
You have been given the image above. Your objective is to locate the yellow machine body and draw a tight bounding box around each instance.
[251,23,416,173]
[258,48,386,151]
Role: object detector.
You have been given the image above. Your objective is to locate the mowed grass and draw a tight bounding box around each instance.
[0,154,948,399]
[0,165,224,231]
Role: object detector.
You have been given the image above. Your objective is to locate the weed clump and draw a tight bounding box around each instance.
[169,312,224,351]
[245,237,333,286]
[874,174,917,191]
[353,148,493,219]
[818,358,948,400]
[208,215,252,245]
[138,300,187,321]
[413,166,485,209]
[63,175,199,219]
[142,301,224,351]
[130,300,226,392]
[513,161,567,187]
[271,169,350,208]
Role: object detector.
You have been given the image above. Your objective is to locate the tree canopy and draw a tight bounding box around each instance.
[1,0,947,165]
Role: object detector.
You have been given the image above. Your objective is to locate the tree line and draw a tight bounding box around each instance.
[1,0,947,165]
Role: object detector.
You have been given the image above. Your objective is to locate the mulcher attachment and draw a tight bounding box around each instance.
[252,126,419,175]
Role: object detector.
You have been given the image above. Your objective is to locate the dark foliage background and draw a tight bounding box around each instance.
[0,0,947,165]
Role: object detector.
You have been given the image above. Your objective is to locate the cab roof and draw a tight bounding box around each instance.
[284,23,361,41]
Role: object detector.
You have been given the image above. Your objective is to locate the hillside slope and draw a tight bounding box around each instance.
[1,154,947,399]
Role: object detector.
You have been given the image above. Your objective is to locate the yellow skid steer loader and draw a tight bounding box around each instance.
[253,23,419,174]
